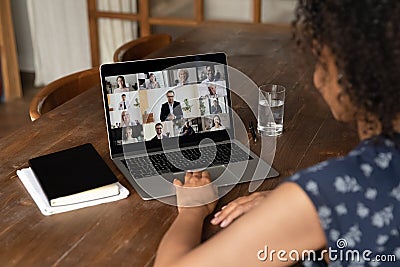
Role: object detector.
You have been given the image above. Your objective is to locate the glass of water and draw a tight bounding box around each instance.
[258,84,285,136]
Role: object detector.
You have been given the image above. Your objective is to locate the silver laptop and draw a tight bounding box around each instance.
[100,53,279,200]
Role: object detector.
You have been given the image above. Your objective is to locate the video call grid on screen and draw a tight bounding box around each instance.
[100,53,232,154]
[105,64,230,144]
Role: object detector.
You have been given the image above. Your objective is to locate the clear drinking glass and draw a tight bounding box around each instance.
[258,84,285,136]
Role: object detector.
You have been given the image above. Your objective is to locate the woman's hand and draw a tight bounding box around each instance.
[173,171,217,218]
[210,191,270,227]
[155,171,217,267]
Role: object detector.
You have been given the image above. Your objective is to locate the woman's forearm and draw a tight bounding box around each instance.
[154,209,207,267]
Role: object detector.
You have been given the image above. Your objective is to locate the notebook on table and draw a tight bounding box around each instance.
[17,143,129,215]
[28,143,120,207]
[100,52,279,200]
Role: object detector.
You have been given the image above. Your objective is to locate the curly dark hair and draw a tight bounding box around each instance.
[293,0,400,138]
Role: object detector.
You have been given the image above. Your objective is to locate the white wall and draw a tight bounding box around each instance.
[204,0,253,22]
[204,0,295,23]
[11,0,34,72]
[262,0,296,23]
[27,0,92,85]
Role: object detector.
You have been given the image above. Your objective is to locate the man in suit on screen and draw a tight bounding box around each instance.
[151,123,169,141]
[160,90,183,121]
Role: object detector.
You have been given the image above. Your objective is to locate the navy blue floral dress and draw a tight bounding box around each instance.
[289,136,400,266]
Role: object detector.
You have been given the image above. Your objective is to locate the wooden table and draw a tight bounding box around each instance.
[0,23,359,266]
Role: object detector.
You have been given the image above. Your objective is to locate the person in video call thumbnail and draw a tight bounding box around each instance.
[151,123,169,140]
[122,126,138,144]
[202,65,220,83]
[207,84,218,97]
[146,73,160,89]
[176,69,189,86]
[210,114,225,131]
[118,94,130,110]
[120,110,136,127]
[210,99,222,114]
[114,76,130,93]
[160,90,183,121]
[181,121,194,136]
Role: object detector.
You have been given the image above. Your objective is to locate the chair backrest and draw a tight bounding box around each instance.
[29,67,100,121]
[113,34,172,62]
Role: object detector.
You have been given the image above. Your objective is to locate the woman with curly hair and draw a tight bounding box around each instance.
[154,1,400,266]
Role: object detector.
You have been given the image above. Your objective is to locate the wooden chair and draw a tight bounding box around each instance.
[113,34,172,62]
[29,67,100,121]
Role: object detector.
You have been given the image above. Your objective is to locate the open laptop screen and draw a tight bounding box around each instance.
[100,53,232,156]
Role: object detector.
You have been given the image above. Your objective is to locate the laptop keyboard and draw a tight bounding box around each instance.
[123,143,252,178]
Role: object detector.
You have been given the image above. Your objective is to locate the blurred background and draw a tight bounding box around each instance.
[0,0,295,137]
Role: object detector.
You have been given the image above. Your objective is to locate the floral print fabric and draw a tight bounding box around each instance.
[289,136,400,266]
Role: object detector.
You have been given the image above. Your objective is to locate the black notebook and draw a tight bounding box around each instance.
[29,143,119,207]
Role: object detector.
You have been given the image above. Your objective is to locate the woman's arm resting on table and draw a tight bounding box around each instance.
[155,181,327,267]
[154,171,217,267]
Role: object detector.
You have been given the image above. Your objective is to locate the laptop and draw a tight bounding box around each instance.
[100,52,279,200]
